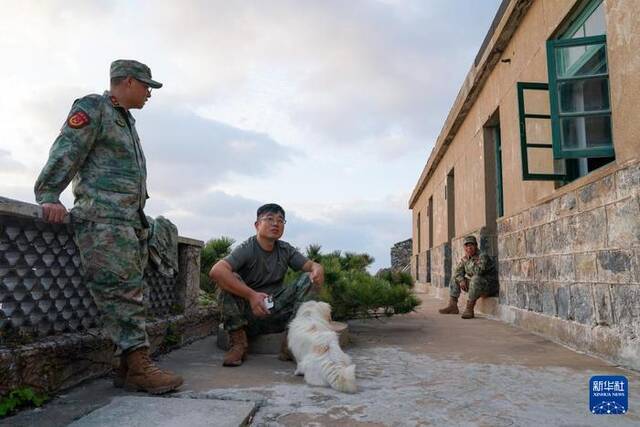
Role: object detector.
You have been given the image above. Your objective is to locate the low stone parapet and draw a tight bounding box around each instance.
[0,305,218,397]
[0,196,216,397]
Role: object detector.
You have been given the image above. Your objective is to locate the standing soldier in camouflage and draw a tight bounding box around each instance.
[438,235,498,319]
[34,60,183,394]
[209,203,325,367]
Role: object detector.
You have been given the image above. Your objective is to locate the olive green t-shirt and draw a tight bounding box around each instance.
[224,236,309,295]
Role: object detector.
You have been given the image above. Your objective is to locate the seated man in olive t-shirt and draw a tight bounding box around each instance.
[209,203,324,367]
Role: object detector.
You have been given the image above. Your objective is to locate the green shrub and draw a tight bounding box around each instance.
[0,387,48,418]
[200,236,235,293]
[198,289,217,307]
[286,245,421,320]
[376,269,415,287]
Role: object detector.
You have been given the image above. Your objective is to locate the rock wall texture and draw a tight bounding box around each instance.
[390,238,412,272]
[497,161,640,369]
[429,243,451,288]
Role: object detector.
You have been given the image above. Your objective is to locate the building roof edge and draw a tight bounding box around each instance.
[408,0,533,209]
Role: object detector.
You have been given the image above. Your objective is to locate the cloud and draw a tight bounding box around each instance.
[0,0,501,274]
[0,149,26,172]
[139,107,293,198]
[129,0,500,154]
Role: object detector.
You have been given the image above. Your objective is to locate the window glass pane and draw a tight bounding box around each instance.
[553,158,567,175]
[560,115,612,149]
[582,2,605,37]
[558,77,609,113]
[556,43,607,78]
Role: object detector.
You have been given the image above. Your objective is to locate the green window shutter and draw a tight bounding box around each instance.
[546,35,614,159]
[517,82,568,181]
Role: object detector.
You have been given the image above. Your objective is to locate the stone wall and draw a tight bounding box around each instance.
[497,161,640,369]
[0,306,218,397]
[390,238,412,271]
[429,242,451,288]
[419,250,430,283]
[411,250,430,283]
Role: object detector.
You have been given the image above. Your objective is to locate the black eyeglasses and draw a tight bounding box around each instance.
[260,216,286,225]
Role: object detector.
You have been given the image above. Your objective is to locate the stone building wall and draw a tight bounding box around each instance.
[390,238,412,271]
[497,161,640,369]
[419,250,430,283]
[429,243,450,288]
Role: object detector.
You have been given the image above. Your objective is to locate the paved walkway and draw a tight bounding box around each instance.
[3,291,639,426]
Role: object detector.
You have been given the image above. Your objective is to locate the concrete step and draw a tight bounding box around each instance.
[67,396,256,427]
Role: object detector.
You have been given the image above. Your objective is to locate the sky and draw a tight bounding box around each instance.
[0,0,501,272]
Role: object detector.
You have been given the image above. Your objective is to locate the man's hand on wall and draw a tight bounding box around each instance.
[41,202,68,224]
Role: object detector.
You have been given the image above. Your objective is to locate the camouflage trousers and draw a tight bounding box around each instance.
[219,273,317,335]
[73,220,150,354]
[449,275,498,301]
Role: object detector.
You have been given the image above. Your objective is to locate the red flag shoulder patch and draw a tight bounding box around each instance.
[68,111,90,129]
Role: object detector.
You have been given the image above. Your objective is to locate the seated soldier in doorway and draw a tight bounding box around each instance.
[209,203,324,366]
[438,235,498,319]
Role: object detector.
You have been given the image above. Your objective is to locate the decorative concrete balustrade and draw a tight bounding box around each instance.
[0,197,203,339]
[0,196,216,396]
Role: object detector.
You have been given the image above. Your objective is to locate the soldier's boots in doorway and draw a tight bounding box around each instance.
[461,299,477,319]
[438,296,459,314]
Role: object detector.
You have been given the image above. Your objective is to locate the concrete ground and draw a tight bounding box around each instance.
[3,290,639,426]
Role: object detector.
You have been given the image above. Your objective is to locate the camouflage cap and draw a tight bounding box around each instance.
[110,59,162,89]
[463,235,478,245]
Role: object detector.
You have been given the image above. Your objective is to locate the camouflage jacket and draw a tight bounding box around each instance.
[453,252,496,284]
[34,91,148,227]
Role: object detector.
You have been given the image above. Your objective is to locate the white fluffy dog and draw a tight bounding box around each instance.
[287,301,357,393]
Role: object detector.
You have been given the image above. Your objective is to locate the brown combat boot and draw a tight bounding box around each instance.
[278,330,294,362]
[113,354,127,388]
[438,297,459,314]
[123,348,183,394]
[223,328,248,367]
[461,299,477,319]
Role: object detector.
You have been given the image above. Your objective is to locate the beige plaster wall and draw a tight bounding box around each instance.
[605,0,640,164]
[412,0,640,248]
